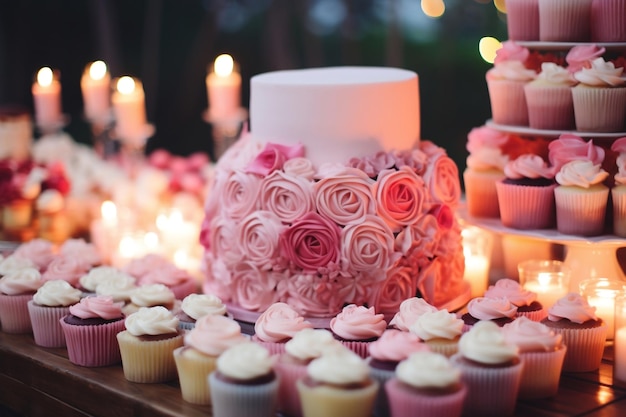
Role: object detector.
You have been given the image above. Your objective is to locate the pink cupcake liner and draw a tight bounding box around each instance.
[487,79,529,126]
[60,317,126,367]
[385,378,467,417]
[555,186,609,236]
[27,301,69,348]
[516,308,548,322]
[496,181,556,229]
[251,335,287,356]
[274,357,308,417]
[340,340,371,359]
[572,87,626,132]
[463,169,504,218]
[518,346,567,399]
[591,0,626,42]
[612,187,626,237]
[170,279,199,300]
[539,0,593,42]
[524,84,575,130]
[209,372,279,417]
[506,0,540,41]
[0,293,33,334]
[551,324,607,372]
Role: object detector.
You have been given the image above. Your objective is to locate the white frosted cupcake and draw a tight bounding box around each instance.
[176,293,228,331]
[524,62,577,130]
[94,272,138,304]
[611,138,626,237]
[388,297,438,331]
[252,302,313,355]
[78,266,135,295]
[410,309,463,357]
[121,283,176,316]
[487,60,537,126]
[0,266,42,333]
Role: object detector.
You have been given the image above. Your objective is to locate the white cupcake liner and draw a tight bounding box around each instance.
[487,79,529,126]
[209,372,279,417]
[591,0,626,42]
[539,0,593,41]
[555,186,609,236]
[385,378,467,417]
[116,330,183,382]
[518,346,567,399]
[572,86,626,132]
[550,324,607,372]
[0,293,33,334]
[506,0,540,41]
[27,301,69,348]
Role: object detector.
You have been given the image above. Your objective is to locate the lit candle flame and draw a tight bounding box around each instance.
[117,76,136,95]
[101,200,117,223]
[89,60,107,81]
[37,67,54,87]
[214,54,234,77]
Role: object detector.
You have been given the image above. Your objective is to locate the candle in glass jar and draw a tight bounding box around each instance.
[206,54,241,120]
[32,67,62,128]
[81,60,111,123]
[522,272,569,308]
[580,278,625,340]
[614,293,626,381]
[112,76,147,145]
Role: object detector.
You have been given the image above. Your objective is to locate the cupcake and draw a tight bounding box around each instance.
[0,266,42,333]
[0,254,36,277]
[524,62,577,130]
[591,0,626,42]
[385,351,467,417]
[173,314,248,405]
[137,263,198,300]
[502,316,567,399]
[367,329,430,417]
[94,271,138,304]
[41,255,91,287]
[11,238,56,271]
[59,295,126,367]
[121,283,176,316]
[484,278,547,321]
[58,238,102,269]
[460,296,517,332]
[463,126,510,218]
[388,297,438,331]
[496,154,557,229]
[176,292,228,331]
[297,348,378,417]
[450,321,523,416]
[274,328,344,417]
[329,304,387,358]
[611,138,626,236]
[116,306,183,382]
[410,309,464,357]
[252,302,313,355]
[572,57,626,132]
[209,342,279,417]
[78,266,134,295]
[541,292,607,372]
[28,279,82,347]
[566,44,606,74]
[538,0,593,42]
[122,253,174,281]
[505,0,539,41]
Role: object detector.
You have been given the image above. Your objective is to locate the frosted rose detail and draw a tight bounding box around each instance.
[330,304,387,341]
[555,160,609,188]
[459,321,519,365]
[0,267,42,295]
[314,167,375,226]
[12,239,56,271]
[253,302,313,343]
[574,58,625,87]
[69,295,124,320]
[237,211,285,270]
[484,278,538,307]
[566,44,606,74]
[41,256,90,287]
[373,166,425,232]
[245,142,305,176]
[260,170,315,224]
[494,41,530,65]
[504,154,555,180]
[368,329,428,362]
[467,297,517,320]
[549,134,605,172]
[389,297,438,331]
[184,315,247,356]
[547,293,598,324]
[502,316,562,352]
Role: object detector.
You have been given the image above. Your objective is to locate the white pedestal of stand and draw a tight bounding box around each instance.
[203,108,248,161]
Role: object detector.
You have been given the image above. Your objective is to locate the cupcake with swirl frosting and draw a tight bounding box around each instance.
[330,304,387,358]
[385,351,467,417]
[41,255,91,287]
[460,297,517,332]
[611,137,626,237]
[450,320,523,416]
[27,279,81,347]
[94,272,137,304]
[252,302,313,355]
[122,283,177,316]
[410,309,464,357]
[116,306,183,382]
[59,295,126,367]
[524,62,577,130]
[176,292,228,331]
[502,317,567,399]
[173,314,248,405]
[0,255,36,277]
[58,238,102,270]
[78,266,134,296]
[137,263,198,300]
[540,292,607,372]
[485,278,547,321]
[0,266,43,333]
[388,297,438,331]
[12,238,56,271]
[496,153,557,229]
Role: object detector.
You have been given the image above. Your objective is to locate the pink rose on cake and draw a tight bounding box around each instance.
[566,44,606,74]
[221,170,262,220]
[374,265,419,314]
[373,166,425,233]
[283,157,316,180]
[347,151,396,178]
[314,167,376,226]
[231,262,282,311]
[421,146,461,209]
[245,142,305,176]
[209,217,242,267]
[341,215,398,276]
[278,273,345,317]
[237,211,285,270]
[260,170,315,224]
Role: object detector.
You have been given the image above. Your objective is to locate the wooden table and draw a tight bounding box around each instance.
[2,331,626,417]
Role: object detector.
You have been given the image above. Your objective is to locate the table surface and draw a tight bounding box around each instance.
[2,331,626,417]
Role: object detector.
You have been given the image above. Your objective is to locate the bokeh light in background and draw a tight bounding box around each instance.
[479,36,502,64]
[421,0,445,18]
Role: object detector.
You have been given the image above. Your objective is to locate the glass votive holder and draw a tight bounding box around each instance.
[462,225,493,298]
[614,291,626,381]
[518,260,571,309]
[580,278,626,340]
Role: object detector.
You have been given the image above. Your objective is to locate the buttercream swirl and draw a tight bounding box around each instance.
[68,295,124,320]
[548,135,605,173]
[547,292,598,324]
[181,293,227,320]
[254,302,313,343]
[33,279,82,307]
[284,328,343,361]
[41,256,90,287]
[129,284,175,308]
[494,41,530,65]
[79,266,135,292]
[555,160,609,188]
[458,321,519,365]
[566,44,606,74]
[124,306,179,336]
[59,239,102,267]
[396,351,461,389]
[502,316,563,352]
[484,278,538,307]
[466,148,509,171]
[467,297,517,320]
[216,342,275,380]
[368,329,429,362]
[534,62,577,86]
[615,153,626,185]
[184,314,248,356]
[487,60,537,82]
[574,58,625,87]
[123,254,173,279]
[139,264,192,287]
[330,304,387,340]
[12,239,56,270]
[503,154,555,180]
[0,267,42,295]
[389,297,438,331]
[410,309,464,341]
[0,255,36,276]
[94,273,138,302]
[307,348,370,385]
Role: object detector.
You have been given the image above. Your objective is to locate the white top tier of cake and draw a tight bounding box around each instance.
[249,66,420,166]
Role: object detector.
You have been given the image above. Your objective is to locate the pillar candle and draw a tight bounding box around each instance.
[614,292,626,381]
[81,60,111,123]
[32,67,62,128]
[206,54,241,120]
[112,76,147,146]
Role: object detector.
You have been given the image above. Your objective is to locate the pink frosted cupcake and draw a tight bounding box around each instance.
[329,304,387,358]
[496,154,557,229]
[58,238,102,269]
[502,316,567,399]
[566,44,606,74]
[410,309,464,357]
[385,351,467,417]
[0,266,42,333]
[122,283,177,316]
[12,238,56,271]
[485,278,547,321]
[176,292,228,331]
[388,297,438,331]
[572,57,626,132]
[41,255,91,287]
[506,0,539,41]
[252,302,313,355]
[450,321,523,416]
[28,279,82,347]
[122,253,174,280]
[524,62,577,130]
[541,292,607,372]
[591,0,626,42]
[611,137,626,236]
[460,297,518,332]
[538,0,593,42]
[173,314,248,405]
[463,126,510,218]
[138,263,198,300]
[59,295,126,367]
